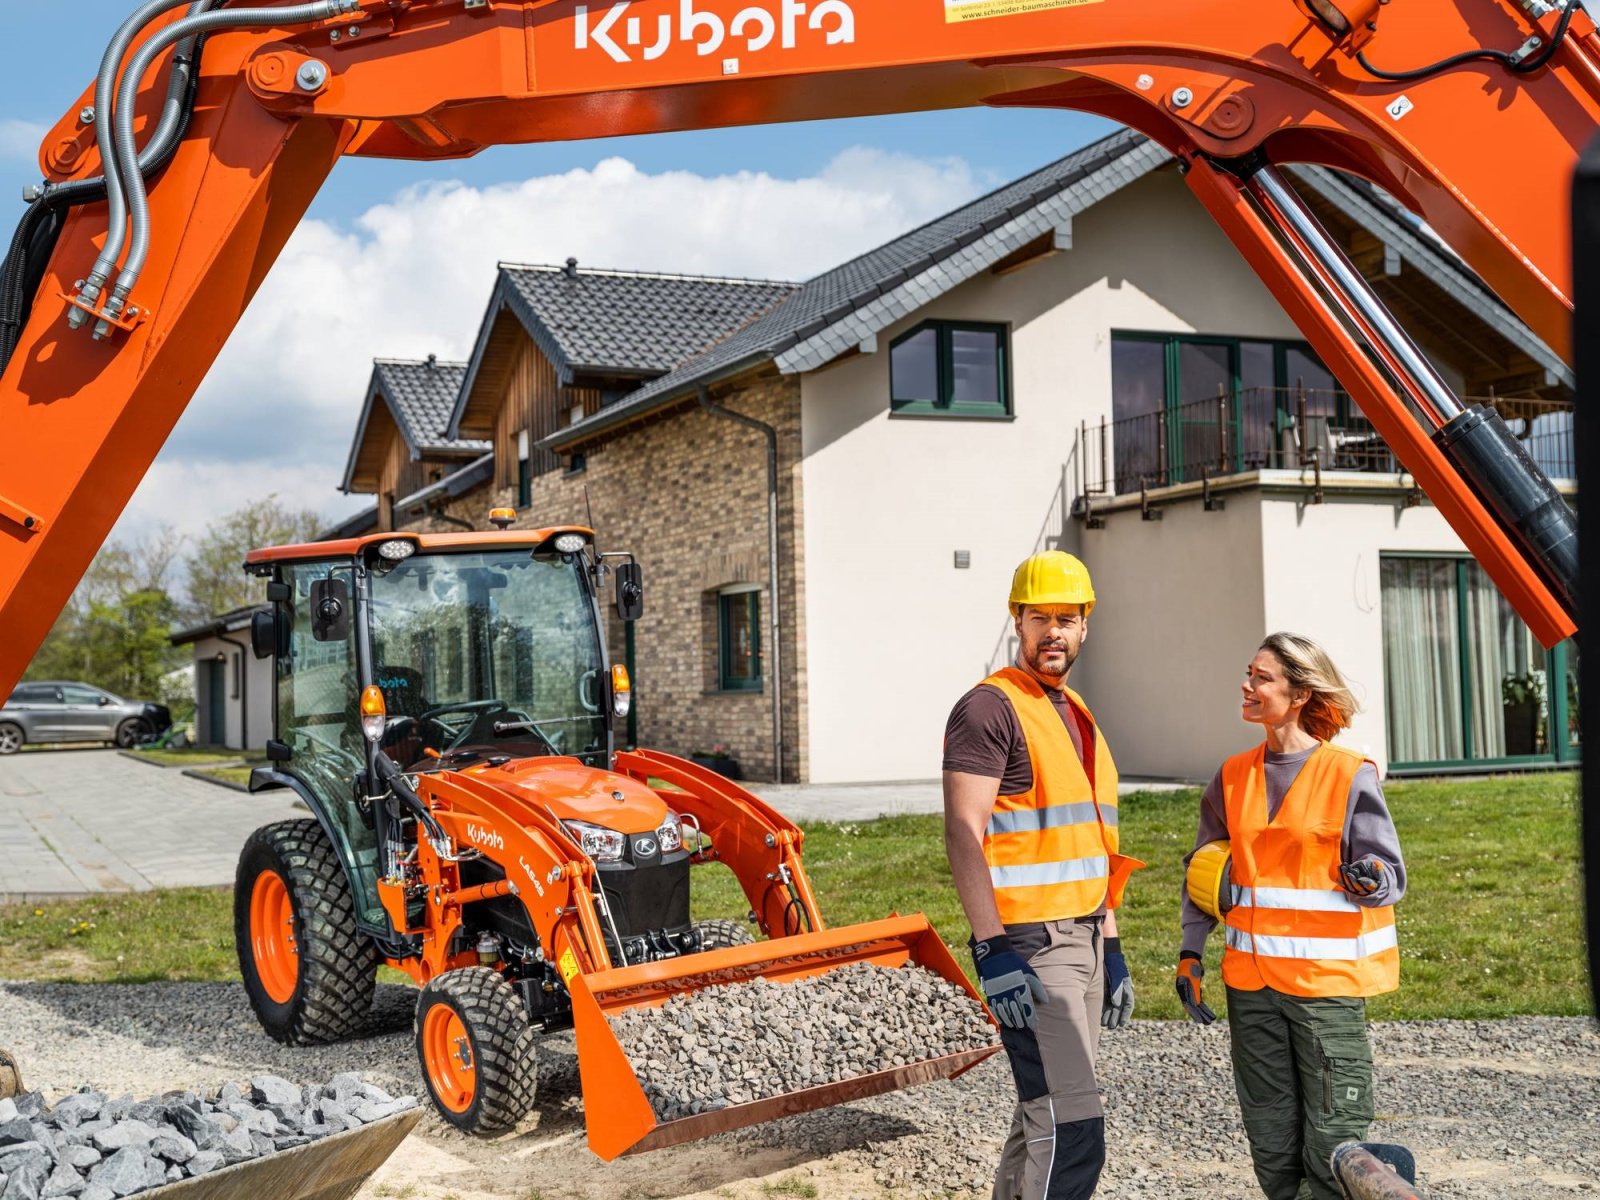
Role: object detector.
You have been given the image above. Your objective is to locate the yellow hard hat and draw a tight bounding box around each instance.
[1009,551,1095,616]
[1186,840,1232,920]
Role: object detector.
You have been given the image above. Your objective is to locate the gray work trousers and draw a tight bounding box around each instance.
[1227,985,1377,1200]
[991,918,1106,1200]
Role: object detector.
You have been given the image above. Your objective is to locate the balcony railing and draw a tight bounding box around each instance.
[1077,387,1573,500]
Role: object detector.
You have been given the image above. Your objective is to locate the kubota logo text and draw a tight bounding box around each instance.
[467,824,504,851]
[575,1,856,64]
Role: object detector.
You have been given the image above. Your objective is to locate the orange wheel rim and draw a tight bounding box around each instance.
[423,1005,476,1114]
[249,869,299,1005]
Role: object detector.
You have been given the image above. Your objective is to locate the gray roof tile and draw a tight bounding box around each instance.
[545,127,1157,448]
[497,264,798,379]
[371,357,482,453]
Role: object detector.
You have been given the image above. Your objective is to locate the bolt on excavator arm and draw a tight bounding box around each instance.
[2,0,1596,692]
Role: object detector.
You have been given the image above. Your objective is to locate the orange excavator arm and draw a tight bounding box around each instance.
[1,0,1594,693]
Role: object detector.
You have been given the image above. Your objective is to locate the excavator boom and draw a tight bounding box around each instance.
[1,0,1595,688]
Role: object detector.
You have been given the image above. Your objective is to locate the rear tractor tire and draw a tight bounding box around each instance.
[0,723,22,755]
[234,819,378,1045]
[415,967,538,1136]
[693,919,756,950]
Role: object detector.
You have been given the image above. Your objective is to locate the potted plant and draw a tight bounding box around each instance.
[689,743,741,780]
[1501,672,1543,757]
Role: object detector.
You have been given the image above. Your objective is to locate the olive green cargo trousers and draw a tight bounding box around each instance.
[1225,986,1376,1200]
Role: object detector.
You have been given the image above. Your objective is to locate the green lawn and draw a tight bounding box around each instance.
[125,746,245,767]
[2,773,1587,1020]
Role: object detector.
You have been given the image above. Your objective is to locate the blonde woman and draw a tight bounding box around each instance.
[1175,633,1406,1200]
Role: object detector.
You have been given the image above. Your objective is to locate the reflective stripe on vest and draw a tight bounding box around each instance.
[980,668,1120,924]
[1221,741,1398,998]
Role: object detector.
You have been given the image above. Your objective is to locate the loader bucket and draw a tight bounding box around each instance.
[570,914,999,1161]
[141,1110,421,1200]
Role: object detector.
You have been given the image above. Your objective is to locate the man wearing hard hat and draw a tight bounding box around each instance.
[943,551,1142,1200]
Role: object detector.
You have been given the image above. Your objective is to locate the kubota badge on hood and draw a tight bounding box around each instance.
[575,1,856,65]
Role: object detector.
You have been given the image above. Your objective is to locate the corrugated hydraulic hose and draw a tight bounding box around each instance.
[102,0,363,325]
[71,0,208,326]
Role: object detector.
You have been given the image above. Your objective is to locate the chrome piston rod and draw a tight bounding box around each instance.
[1247,164,1578,618]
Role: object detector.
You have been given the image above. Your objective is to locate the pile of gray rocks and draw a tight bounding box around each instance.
[609,961,997,1123]
[0,1074,416,1200]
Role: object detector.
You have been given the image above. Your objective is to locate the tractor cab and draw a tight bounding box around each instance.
[243,525,644,938]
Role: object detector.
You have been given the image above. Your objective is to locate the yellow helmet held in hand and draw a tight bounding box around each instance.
[1186,840,1233,920]
[1009,551,1096,616]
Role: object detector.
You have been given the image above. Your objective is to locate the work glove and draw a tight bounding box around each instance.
[1339,858,1385,897]
[1175,952,1216,1025]
[972,934,1048,1032]
[1102,937,1134,1030]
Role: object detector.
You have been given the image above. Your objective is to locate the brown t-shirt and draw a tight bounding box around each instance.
[942,681,1096,793]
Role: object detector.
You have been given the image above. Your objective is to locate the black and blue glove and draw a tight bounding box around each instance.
[971,934,1047,1031]
[1102,937,1134,1030]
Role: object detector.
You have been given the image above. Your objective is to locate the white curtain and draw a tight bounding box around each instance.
[1465,563,1546,758]
[1381,559,1463,762]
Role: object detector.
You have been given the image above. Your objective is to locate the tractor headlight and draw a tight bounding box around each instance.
[657,813,683,854]
[562,819,625,863]
[376,539,416,562]
[554,533,587,554]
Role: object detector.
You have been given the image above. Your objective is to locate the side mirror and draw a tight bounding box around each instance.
[615,562,644,622]
[251,609,278,660]
[98,696,111,706]
[311,578,351,642]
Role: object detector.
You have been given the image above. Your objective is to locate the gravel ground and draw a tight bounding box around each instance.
[1,979,1595,1199]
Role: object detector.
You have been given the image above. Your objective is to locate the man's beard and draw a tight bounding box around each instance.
[1024,639,1079,680]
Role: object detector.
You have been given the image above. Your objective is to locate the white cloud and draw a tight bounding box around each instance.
[114,148,989,544]
[0,118,48,165]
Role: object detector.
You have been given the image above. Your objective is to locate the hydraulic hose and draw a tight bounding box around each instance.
[0,3,217,370]
[1357,0,1577,81]
[105,0,362,323]
[73,0,205,325]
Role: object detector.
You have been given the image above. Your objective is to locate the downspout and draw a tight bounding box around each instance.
[216,630,248,751]
[697,385,784,784]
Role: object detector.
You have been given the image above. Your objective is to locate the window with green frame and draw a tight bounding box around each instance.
[890,320,1011,418]
[517,456,531,508]
[1380,553,1579,769]
[717,589,762,692]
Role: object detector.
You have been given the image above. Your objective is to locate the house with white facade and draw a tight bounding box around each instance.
[352,127,1572,783]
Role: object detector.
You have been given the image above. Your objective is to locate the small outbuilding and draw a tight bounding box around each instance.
[170,605,273,750]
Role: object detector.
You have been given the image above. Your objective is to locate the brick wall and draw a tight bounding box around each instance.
[399,343,809,783]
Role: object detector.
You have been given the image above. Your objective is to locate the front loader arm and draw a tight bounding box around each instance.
[4,0,1598,692]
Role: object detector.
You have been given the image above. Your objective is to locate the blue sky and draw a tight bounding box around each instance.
[2,3,1116,546]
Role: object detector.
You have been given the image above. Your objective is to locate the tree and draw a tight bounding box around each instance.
[184,495,322,621]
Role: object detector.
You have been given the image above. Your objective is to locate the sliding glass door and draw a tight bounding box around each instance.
[1381,555,1578,769]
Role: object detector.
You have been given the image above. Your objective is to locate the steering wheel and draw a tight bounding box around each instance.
[413,700,510,752]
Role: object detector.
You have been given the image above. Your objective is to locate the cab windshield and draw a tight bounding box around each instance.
[369,548,607,768]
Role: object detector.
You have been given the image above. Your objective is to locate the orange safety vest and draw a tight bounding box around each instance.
[1221,742,1399,998]
[980,668,1127,925]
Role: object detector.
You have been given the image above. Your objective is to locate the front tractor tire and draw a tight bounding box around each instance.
[694,919,756,950]
[235,819,378,1045]
[415,967,538,1136]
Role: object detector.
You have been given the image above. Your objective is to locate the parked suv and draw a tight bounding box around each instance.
[0,682,172,754]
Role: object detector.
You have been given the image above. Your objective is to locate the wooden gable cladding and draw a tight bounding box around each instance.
[346,401,399,494]
[492,336,602,489]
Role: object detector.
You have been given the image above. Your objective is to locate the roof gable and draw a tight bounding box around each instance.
[340,357,486,493]
[448,263,797,439]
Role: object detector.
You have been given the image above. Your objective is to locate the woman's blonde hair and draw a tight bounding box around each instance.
[1259,632,1360,742]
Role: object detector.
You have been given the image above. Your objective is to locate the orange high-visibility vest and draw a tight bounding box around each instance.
[981,668,1122,925]
[1221,742,1399,998]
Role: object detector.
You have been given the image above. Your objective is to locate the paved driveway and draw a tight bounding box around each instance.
[0,750,301,903]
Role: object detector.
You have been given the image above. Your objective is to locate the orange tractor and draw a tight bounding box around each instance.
[233,523,992,1159]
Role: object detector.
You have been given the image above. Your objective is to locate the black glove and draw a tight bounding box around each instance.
[1339,858,1385,897]
[972,934,1047,1032]
[1175,951,1216,1025]
[1102,937,1134,1030]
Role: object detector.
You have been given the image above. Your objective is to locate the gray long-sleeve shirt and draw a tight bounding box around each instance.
[1180,744,1406,957]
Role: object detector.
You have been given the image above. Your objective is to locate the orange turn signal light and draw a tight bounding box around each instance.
[360,684,387,742]
[612,664,632,718]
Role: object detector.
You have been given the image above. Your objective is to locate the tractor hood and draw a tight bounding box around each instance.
[458,756,670,835]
